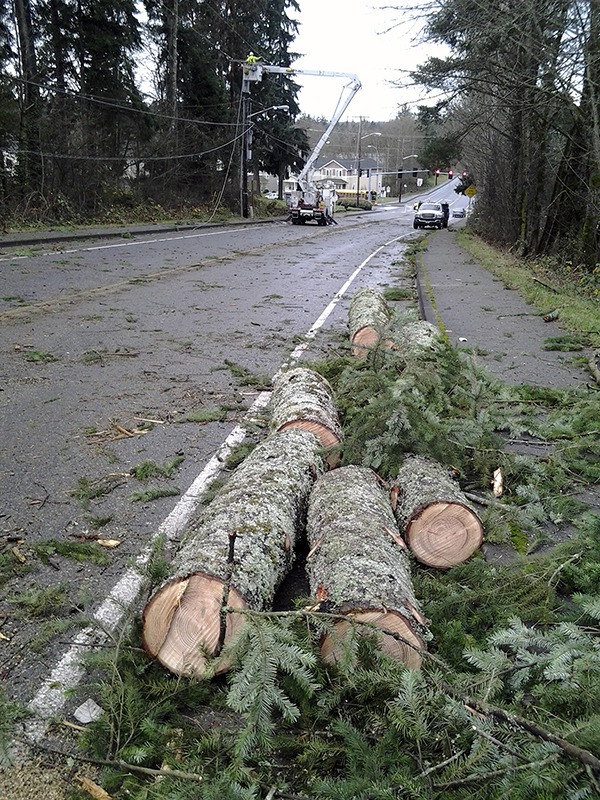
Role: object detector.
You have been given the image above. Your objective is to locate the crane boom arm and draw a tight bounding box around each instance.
[243,62,361,192]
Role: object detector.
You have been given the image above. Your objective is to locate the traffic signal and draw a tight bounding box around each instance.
[412,167,417,177]
[397,170,404,179]
[448,169,454,179]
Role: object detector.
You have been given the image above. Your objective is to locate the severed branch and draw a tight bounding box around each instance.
[434,754,558,790]
[417,750,465,779]
[23,741,203,783]
[532,276,560,294]
[460,696,600,774]
[463,491,508,510]
[586,355,600,385]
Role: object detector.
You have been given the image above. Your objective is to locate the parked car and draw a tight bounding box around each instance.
[452,207,467,218]
[413,202,445,229]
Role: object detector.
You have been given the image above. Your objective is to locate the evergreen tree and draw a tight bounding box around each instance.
[0,0,19,224]
[411,0,600,267]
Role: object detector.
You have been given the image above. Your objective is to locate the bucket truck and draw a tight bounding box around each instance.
[242,61,361,225]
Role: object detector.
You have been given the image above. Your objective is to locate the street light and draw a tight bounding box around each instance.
[398,154,418,203]
[241,105,289,218]
[249,104,289,119]
[355,130,381,208]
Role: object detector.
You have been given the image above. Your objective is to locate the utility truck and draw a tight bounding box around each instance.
[242,60,361,225]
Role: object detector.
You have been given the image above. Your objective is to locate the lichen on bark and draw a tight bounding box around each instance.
[142,428,325,676]
[269,367,342,450]
[306,465,428,667]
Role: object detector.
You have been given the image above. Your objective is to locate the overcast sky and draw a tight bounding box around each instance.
[289,0,438,122]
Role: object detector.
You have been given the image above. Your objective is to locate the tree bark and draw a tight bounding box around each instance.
[394,455,483,568]
[394,320,440,357]
[306,465,428,670]
[269,367,343,458]
[349,288,392,356]
[142,429,325,678]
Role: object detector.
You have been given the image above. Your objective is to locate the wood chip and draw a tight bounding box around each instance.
[111,422,135,437]
[492,468,504,498]
[306,538,322,559]
[62,720,86,731]
[384,524,407,548]
[76,775,112,800]
[11,546,26,563]
[97,539,121,549]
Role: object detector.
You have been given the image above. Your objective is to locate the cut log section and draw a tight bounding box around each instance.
[394,455,484,568]
[142,428,325,678]
[269,367,342,460]
[393,320,440,357]
[306,465,428,670]
[349,287,392,356]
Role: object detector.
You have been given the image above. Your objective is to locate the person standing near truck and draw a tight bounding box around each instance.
[441,201,450,228]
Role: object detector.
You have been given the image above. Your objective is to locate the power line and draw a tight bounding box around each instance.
[14,76,241,127]
[13,129,245,163]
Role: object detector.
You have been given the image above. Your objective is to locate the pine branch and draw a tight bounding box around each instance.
[463,490,508,509]
[547,553,582,588]
[226,606,447,668]
[454,694,600,774]
[416,750,465,779]
[434,754,558,790]
[25,741,204,782]
[470,723,529,761]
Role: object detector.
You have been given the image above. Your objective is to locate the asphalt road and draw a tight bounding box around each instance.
[2,196,592,746]
[0,204,420,733]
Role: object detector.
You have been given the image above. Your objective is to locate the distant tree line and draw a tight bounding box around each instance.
[0,0,308,224]
[412,0,600,268]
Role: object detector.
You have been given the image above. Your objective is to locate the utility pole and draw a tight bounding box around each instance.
[397,155,419,204]
[240,91,250,218]
[355,116,362,208]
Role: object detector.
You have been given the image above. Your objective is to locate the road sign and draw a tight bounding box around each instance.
[465,184,477,198]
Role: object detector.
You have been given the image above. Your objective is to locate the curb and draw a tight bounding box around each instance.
[0,215,284,250]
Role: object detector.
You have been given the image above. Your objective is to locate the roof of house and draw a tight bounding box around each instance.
[315,156,378,170]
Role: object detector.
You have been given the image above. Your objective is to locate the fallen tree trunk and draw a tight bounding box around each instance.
[142,428,325,677]
[269,367,342,459]
[349,287,392,356]
[306,465,428,669]
[394,455,483,568]
[393,319,440,357]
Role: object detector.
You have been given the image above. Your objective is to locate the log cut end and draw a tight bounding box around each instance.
[320,608,424,671]
[278,419,341,464]
[142,573,247,678]
[406,501,483,568]
[351,326,395,357]
[277,418,339,449]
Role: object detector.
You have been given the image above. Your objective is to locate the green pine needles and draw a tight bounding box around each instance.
[224,613,320,762]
